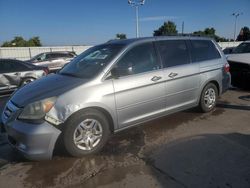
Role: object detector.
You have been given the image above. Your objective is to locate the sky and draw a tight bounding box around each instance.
[0,0,249,46]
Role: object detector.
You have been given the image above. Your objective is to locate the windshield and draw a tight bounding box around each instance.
[30,53,46,61]
[59,44,124,79]
[233,42,250,54]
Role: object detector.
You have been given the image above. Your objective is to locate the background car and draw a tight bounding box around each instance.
[26,51,77,72]
[223,47,235,54]
[0,59,48,94]
[227,41,250,89]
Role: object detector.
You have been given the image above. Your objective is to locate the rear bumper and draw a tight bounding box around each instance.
[2,119,61,160]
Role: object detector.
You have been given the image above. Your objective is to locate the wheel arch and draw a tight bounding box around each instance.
[64,106,116,133]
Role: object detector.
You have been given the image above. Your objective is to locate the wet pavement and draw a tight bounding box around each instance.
[0,89,250,188]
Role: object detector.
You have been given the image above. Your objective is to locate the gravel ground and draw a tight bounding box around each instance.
[0,88,250,188]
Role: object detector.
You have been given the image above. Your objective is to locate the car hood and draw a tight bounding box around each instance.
[11,74,88,107]
[227,53,250,65]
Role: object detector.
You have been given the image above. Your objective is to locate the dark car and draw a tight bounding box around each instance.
[0,59,48,94]
[27,51,77,71]
[227,41,250,89]
[223,47,235,54]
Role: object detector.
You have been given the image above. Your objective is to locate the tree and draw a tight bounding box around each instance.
[193,27,231,42]
[116,33,127,39]
[1,36,42,47]
[153,21,178,36]
[237,27,250,41]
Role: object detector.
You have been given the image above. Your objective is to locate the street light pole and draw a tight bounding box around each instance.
[128,0,145,38]
[232,12,243,41]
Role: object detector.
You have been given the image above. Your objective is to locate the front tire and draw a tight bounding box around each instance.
[62,109,110,157]
[21,77,35,86]
[199,83,218,113]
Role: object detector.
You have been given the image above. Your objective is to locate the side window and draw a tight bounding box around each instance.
[114,42,160,77]
[9,61,27,72]
[37,53,47,61]
[46,54,54,60]
[190,40,221,62]
[0,62,9,73]
[0,61,26,73]
[157,40,190,68]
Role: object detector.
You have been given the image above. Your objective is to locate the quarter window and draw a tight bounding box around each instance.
[114,42,160,77]
[157,40,190,68]
[190,40,221,62]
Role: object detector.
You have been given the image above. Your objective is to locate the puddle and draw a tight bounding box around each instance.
[239,95,250,102]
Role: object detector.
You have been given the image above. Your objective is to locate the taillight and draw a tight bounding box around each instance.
[43,68,49,75]
[224,62,230,73]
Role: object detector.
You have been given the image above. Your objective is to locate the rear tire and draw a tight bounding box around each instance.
[62,109,110,157]
[199,83,218,113]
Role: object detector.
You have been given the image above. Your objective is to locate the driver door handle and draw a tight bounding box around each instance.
[151,76,162,82]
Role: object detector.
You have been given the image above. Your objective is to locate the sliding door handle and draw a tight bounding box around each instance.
[151,76,162,82]
[168,72,178,78]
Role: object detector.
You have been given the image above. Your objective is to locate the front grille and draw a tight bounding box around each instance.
[228,61,250,72]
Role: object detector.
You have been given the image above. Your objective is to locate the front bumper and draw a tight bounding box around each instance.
[1,101,61,160]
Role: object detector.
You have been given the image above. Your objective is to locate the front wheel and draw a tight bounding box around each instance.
[199,83,218,113]
[21,77,35,86]
[62,109,110,157]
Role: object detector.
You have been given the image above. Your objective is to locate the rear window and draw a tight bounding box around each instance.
[190,40,221,62]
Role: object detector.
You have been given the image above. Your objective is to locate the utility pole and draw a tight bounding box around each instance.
[232,12,243,41]
[181,21,184,35]
[128,0,146,38]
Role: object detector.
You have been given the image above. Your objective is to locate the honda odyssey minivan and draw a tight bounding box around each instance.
[1,37,231,160]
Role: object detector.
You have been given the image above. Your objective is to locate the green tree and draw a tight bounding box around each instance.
[193,27,231,42]
[237,27,250,41]
[153,21,178,36]
[116,33,127,39]
[1,36,42,47]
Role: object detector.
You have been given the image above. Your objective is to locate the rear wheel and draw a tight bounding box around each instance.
[199,83,218,113]
[62,109,110,157]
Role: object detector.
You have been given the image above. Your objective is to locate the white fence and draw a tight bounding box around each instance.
[0,46,91,61]
[0,42,242,61]
[218,41,242,50]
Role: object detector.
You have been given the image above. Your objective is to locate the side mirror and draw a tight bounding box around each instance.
[111,66,134,79]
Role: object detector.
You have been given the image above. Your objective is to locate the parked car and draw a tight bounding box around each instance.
[227,41,250,89]
[223,47,235,54]
[1,37,231,160]
[27,51,77,71]
[0,59,48,94]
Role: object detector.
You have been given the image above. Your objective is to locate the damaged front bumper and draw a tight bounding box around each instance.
[1,100,61,160]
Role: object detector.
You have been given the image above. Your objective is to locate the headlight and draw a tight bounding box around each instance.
[19,97,57,120]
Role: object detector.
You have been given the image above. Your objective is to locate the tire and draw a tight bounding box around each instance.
[199,83,218,113]
[21,77,35,86]
[62,109,110,157]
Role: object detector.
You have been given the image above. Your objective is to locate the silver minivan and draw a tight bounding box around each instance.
[1,37,231,160]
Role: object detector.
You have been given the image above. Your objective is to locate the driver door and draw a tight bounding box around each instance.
[112,42,165,128]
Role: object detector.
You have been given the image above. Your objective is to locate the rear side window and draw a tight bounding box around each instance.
[190,40,221,62]
[156,40,190,68]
